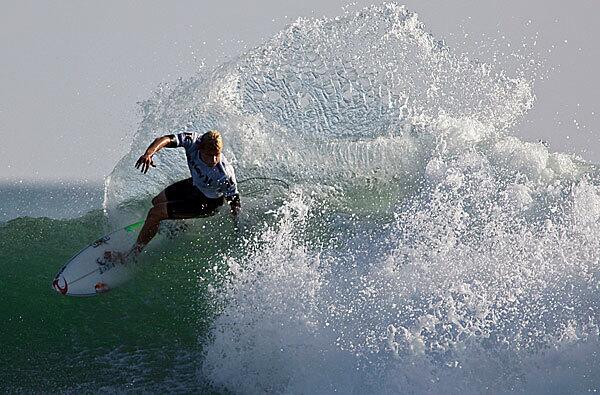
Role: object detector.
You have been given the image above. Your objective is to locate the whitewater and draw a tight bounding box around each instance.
[3,3,600,393]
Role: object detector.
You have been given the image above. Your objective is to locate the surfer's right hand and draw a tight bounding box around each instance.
[135,154,156,174]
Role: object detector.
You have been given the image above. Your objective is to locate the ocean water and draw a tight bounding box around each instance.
[4,3,600,393]
[0,181,103,222]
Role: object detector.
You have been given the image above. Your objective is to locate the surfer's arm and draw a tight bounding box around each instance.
[135,135,177,174]
[222,161,240,217]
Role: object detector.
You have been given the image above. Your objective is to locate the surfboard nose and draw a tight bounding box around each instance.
[52,276,68,295]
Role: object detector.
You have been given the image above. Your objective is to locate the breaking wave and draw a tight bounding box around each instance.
[99,3,600,393]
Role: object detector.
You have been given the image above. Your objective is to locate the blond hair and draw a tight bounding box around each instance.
[199,130,223,152]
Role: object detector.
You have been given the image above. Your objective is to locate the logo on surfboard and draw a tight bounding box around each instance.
[91,236,110,248]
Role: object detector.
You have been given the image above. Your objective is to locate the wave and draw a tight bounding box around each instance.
[102,3,534,219]
[94,2,600,393]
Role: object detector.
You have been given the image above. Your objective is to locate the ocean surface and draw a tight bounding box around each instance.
[3,3,600,393]
[0,181,104,222]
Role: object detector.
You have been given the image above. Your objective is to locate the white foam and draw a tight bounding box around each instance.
[98,3,600,393]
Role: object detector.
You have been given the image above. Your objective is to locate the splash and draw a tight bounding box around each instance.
[101,2,600,393]
[202,176,600,393]
[103,3,533,219]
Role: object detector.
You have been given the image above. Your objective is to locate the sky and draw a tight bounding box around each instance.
[1,0,599,183]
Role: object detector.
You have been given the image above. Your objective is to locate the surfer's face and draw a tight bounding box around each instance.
[199,147,221,167]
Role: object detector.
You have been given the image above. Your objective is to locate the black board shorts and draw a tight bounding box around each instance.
[164,178,224,219]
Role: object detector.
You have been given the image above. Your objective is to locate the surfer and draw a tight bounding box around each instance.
[106,130,240,262]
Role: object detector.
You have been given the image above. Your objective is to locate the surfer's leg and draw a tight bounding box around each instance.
[132,203,169,255]
[150,178,192,208]
[131,179,222,255]
[151,190,168,206]
[103,188,173,263]
[131,179,191,255]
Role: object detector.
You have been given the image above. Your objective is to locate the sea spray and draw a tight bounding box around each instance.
[103,3,533,222]
[200,119,600,392]
[96,3,600,393]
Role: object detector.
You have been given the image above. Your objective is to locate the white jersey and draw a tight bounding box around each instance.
[174,132,239,199]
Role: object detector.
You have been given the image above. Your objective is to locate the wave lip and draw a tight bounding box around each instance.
[103,2,533,220]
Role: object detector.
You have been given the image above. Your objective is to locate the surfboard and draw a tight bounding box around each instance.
[51,221,144,296]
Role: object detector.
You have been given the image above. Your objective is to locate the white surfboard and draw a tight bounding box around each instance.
[51,221,144,296]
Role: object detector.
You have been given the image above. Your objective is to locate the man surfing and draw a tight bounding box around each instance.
[106,130,240,261]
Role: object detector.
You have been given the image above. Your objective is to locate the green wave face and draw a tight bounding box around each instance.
[0,211,237,391]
